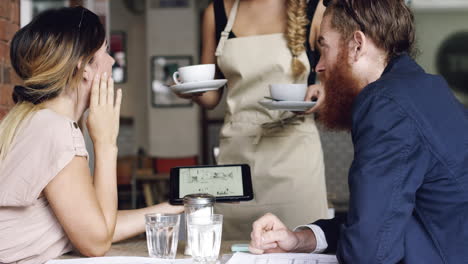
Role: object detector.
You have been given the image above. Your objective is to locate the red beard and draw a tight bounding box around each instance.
[317,47,362,131]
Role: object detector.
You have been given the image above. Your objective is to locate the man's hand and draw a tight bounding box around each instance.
[248,214,297,254]
[249,213,318,254]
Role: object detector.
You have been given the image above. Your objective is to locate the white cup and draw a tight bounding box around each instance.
[172,64,215,85]
[269,83,307,101]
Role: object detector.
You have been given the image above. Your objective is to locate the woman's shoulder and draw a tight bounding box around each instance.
[27,109,76,136]
[0,109,86,207]
[31,109,75,128]
[20,109,81,151]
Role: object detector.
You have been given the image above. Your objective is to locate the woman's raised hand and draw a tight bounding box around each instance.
[87,72,122,146]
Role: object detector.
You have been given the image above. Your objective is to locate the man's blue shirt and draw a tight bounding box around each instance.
[316,54,468,264]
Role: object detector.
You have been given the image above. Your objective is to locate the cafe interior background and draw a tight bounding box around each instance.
[0,0,467,217]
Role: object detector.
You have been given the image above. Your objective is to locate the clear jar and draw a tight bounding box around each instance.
[183,193,215,255]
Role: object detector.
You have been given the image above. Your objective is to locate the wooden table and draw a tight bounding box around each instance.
[59,236,246,259]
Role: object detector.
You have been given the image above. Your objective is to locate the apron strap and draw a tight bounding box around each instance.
[215,0,240,56]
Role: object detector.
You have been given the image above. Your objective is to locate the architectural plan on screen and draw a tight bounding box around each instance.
[179,166,244,197]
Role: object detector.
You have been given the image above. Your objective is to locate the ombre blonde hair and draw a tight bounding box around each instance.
[0,6,105,160]
[286,0,309,80]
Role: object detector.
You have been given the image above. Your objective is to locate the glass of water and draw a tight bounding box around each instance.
[187,214,223,264]
[145,213,181,259]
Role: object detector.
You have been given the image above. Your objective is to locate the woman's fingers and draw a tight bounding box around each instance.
[107,76,114,105]
[90,73,100,108]
[306,89,324,114]
[115,89,122,115]
[92,72,117,107]
[99,72,107,105]
[304,84,323,114]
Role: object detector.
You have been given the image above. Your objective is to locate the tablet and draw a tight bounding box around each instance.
[169,164,254,205]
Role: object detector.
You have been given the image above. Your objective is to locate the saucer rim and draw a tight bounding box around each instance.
[258,99,317,111]
[179,87,220,94]
[259,99,317,105]
[171,79,227,90]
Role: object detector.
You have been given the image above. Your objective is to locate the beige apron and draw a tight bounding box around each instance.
[215,0,328,240]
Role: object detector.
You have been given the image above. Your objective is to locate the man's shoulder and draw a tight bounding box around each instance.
[352,70,443,129]
[374,71,445,99]
[356,70,449,120]
[374,55,443,97]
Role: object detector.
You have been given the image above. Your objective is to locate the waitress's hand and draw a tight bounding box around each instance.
[303,83,324,114]
[87,72,122,146]
[175,91,206,100]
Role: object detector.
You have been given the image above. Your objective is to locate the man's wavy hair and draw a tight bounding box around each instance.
[323,0,417,62]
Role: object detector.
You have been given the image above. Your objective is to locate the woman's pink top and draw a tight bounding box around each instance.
[0,109,88,264]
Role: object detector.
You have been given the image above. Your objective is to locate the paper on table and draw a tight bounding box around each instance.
[46,256,194,264]
[226,252,338,264]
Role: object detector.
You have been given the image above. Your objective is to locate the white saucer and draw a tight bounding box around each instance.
[171,79,227,94]
[259,99,317,111]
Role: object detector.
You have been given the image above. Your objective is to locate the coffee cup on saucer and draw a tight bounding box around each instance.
[269,83,307,101]
[172,64,215,85]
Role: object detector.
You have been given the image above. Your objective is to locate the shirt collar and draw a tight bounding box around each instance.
[352,53,415,107]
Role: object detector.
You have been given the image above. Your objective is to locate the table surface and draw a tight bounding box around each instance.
[59,236,246,259]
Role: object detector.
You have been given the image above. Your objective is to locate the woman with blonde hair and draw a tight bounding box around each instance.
[0,7,182,263]
[179,0,329,239]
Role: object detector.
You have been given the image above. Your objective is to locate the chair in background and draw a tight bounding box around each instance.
[131,155,198,208]
[116,156,136,209]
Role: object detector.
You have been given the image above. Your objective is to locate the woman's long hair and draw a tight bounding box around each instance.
[286,0,309,80]
[0,6,106,160]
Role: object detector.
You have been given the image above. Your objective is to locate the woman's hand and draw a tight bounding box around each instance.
[156,201,185,214]
[175,91,205,100]
[303,83,324,114]
[87,72,122,146]
[112,201,184,243]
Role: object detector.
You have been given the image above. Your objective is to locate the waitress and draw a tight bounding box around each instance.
[180,0,328,239]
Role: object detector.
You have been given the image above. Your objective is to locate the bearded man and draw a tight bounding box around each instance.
[248,0,468,263]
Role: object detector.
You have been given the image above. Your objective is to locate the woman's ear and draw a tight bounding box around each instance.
[78,60,92,81]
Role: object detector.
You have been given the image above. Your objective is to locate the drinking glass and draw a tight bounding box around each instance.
[145,213,181,259]
[187,214,223,264]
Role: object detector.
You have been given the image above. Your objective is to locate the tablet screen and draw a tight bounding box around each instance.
[179,165,244,198]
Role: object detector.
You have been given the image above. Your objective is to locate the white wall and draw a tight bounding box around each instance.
[110,0,148,152]
[146,0,201,157]
[414,10,468,105]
